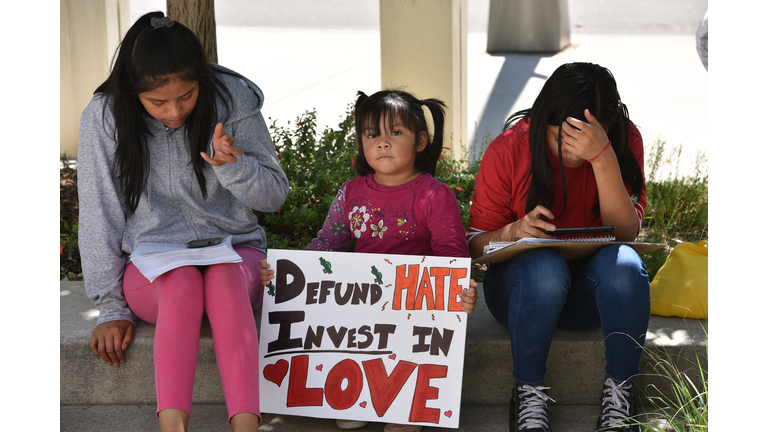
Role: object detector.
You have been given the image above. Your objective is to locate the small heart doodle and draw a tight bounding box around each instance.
[359,401,367,408]
[444,410,453,418]
[316,364,323,371]
[388,353,396,360]
[263,359,289,387]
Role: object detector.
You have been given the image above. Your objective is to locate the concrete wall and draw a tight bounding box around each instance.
[60,0,130,158]
[379,0,467,161]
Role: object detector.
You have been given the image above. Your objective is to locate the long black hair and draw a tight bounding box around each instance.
[95,11,233,213]
[353,90,447,177]
[503,62,644,218]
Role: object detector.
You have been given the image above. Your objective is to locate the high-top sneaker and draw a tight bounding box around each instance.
[596,377,638,432]
[509,382,554,432]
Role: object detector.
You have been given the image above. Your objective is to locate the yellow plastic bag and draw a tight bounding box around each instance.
[649,240,708,319]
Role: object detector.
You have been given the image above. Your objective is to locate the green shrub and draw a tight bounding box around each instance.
[640,139,709,281]
[60,165,82,281]
[434,151,480,228]
[644,139,708,243]
[254,107,358,250]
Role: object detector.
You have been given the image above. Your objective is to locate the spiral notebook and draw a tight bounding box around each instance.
[474,226,666,265]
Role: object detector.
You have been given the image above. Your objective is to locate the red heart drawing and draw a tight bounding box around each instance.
[316,364,323,371]
[444,410,452,418]
[388,353,396,360]
[359,401,367,408]
[263,359,289,387]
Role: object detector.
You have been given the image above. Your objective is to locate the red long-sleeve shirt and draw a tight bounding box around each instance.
[468,118,646,242]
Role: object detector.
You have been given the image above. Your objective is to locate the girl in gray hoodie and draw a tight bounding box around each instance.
[77,11,288,431]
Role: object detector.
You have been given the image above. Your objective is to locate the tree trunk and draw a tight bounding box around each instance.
[167,0,218,64]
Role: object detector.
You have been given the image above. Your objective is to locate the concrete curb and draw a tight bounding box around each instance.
[61,281,707,407]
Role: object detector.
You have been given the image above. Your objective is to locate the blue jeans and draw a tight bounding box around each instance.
[483,245,650,385]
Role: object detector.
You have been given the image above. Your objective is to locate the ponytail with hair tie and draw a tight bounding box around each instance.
[150,16,175,29]
[352,90,448,177]
[418,98,447,171]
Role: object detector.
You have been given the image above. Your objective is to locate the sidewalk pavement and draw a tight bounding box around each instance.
[215,27,707,177]
[60,404,602,432]
[129,0,707,175]
[58,28,708,179]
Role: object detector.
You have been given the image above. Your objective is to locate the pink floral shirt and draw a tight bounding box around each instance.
[307,173,469,258]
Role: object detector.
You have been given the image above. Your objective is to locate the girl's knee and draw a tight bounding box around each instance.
[594,245,644,268]
[593,246,649,298]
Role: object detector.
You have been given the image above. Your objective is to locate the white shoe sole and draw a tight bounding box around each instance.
[335,419,369,429]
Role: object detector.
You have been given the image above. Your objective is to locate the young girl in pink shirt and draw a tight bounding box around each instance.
[261,90,478,432]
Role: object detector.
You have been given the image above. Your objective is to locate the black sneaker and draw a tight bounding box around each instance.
[595,377,638,432]
[508,382,554,432]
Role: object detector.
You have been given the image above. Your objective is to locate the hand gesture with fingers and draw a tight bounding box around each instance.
[201,123,244,166]
[90,320,134,367]
[560,109,611,163]
[506,205,558,239]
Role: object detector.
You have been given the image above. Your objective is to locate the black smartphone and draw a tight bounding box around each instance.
[543,226,615,235]
[186,237,222,248]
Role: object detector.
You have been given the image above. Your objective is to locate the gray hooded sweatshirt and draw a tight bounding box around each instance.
[77,64,289,325]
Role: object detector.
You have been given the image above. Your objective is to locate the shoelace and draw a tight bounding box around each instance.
[598,378,633,429]
[517,384,555,430]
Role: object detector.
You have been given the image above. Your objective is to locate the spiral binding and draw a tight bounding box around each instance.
[484,232,616,256]
[548,231,615,241]
[489,232,615,245]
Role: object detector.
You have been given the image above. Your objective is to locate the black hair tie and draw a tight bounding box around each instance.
[151,16,174,29]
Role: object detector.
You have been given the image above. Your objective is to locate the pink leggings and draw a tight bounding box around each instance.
[123,246,264,422]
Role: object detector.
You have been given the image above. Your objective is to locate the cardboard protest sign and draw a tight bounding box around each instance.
[259,249,470,428]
